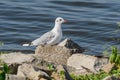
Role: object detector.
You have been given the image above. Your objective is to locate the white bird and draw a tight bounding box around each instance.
[23,17,67,46]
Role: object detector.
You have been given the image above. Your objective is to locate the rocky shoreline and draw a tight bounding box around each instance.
[0,38,116,80]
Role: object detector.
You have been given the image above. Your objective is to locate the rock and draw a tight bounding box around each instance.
[40,78,48,80]
[102,63,115,73]
[17,63,50,80]
[6,74,26,80]
[58,38,84,53]
[67,54,97,73]
[67,66,90,76]
[67,54,108,74]
[8,63,19,74]
[0,52,34,64]
[94,56,109,71]
[31,56,52,71]
[56,65,73,80]
[35,38,84,65]
[56,65,65,73]
[0,52,34,74]
[51,72,64,80]
[103,75,119,80]
[35,45,72,65]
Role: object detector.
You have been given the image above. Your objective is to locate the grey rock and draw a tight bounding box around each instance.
[67,54,108,74]
[103,75,119,80]
[35,45,72,65]
[56,65,65,73]
[94,56,109,71]
[17,63,50,80]
[40,78,48,80]
[51,65,70,80]
[6,74,26,80]
[102,63,115,73]
[31,56,51,71]
[58,38,84,53]
[35,38,84,65]
[67,54,98,73]
[0,52,34,74]
[0,52,34,64]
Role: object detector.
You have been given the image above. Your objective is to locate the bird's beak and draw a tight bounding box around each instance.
[64,20,67,23]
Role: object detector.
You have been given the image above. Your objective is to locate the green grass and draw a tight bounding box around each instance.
[70,69,119,80]
[70,46,120,80]
[0,41,9,80]
[70,71,109,80]
[59,70,65,80]
[109,46,120,65]
[0,64,9,80]
[47,63,55,71]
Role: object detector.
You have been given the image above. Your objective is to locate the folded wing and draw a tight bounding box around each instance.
[31,31,55,46]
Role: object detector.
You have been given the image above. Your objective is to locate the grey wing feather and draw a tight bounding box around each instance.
[32,31,55,45]
[40,31,55,44]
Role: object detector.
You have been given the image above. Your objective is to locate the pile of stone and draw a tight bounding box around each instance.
[0,38,110,80]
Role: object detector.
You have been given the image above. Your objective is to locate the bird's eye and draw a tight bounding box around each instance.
[59,19,62,21]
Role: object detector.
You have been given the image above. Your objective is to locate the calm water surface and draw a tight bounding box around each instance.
[0,0,120,55]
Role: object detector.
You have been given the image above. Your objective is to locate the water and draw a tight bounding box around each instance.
[0,0,120,55]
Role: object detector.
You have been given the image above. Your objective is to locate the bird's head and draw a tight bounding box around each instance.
[55,17,67,24]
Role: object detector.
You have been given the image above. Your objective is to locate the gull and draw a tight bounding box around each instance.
[23,17,67,46]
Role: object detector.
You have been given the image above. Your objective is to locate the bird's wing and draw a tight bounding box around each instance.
[31,31,55,45]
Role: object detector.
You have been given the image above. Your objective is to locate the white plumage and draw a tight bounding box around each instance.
[23,17,67,46]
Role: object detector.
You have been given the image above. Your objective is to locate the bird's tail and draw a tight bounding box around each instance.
[22,43,31,46]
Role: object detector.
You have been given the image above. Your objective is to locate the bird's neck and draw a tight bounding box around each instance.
[52,23,62,33]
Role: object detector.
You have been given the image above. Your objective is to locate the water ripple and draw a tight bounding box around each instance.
[0,0,120,55]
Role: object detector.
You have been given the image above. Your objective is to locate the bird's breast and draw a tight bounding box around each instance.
[55,31,62,43]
